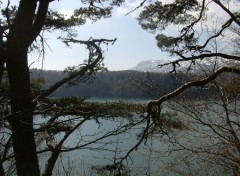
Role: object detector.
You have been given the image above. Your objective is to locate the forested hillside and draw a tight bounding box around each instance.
[30,69,188,98]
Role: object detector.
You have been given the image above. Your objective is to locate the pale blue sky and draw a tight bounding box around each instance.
[6,0,239,71]
[28,0,170,71]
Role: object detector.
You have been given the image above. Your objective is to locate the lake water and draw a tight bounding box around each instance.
[38,98,235,176]
[37,98,162,176]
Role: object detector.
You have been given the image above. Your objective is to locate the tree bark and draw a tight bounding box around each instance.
[6,50,40,176]
[5,0,42,175]
[42,151,60,176]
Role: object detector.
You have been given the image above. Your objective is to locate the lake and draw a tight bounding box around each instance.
[38,98,237,176]
[36,97,164,176]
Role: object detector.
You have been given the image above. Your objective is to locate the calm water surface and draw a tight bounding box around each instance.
[41,98,163,175]
[39,98,230,176]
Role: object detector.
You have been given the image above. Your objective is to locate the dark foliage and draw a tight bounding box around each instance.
[30,69,191,98]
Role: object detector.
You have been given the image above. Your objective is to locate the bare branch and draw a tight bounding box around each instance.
[175,52,240,62]
[126,0,147,16]
[213,0,240,26]
[158,52,240,73]
[147,67,240,115]
[188,17,235,51]
[181,0,206,37]
[33,38,116,102]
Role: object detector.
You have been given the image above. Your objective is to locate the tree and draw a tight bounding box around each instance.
[137,0,240,125]
[0,1,189,175]
[134,0,240,174]
[0,0,129,175]
[1,0,239,175]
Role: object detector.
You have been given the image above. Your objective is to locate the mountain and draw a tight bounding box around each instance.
[130,59,193,73]
[130,60,170,72]
[130,58,235,73]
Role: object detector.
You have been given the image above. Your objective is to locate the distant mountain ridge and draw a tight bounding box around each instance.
[29,58,236,98]
[130,59,193,73]
[130,58,236,73]
[131,60,167,72]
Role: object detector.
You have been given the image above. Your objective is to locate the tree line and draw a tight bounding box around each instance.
[30,69,214,99]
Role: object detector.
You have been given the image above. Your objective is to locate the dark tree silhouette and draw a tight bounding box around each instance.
[0,0,124,175]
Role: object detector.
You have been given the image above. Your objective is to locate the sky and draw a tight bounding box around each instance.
[4,0,240,71]
[28,0,170,71]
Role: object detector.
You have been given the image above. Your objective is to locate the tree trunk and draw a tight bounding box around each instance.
[42,151,60,176]
[6,50,40,176]
[5,0,41,175]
